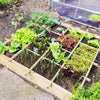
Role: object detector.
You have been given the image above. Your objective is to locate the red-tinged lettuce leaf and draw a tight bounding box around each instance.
[60,67,73,79]
[71,71,83,81]
[56,35,65,43]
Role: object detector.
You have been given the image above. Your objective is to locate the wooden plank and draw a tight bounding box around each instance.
[0,55,73,100]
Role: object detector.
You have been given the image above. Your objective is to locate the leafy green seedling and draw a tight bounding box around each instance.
[49,42,68,63]
[57,27,64,34]
[88,39,100,47]
[12,21,18,29]
[29,12,39,20]
[0,41,8,55]
[25,20,33,27]
[84,33,95,40]
[51,38,56,42]
[12,13,24,29]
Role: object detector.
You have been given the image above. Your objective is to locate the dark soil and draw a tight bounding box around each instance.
[0,0,50,42]
[5,52,15,58]
[46,31,59,40]
[54,71,76,92]
[33,59,60,80]
[84,65,100,89]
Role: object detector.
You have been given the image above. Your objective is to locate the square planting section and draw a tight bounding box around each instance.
[1,22,100,100]
[33,59,61,80]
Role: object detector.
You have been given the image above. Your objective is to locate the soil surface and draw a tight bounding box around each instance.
[0,0,50,41]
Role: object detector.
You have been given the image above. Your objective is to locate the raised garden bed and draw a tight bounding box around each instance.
[0,12,100,100]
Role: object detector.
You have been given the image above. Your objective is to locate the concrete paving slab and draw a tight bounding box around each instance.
[0,68,57,100]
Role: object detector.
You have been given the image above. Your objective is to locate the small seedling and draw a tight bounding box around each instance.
[57,27,64,34]
[12,13,24,29]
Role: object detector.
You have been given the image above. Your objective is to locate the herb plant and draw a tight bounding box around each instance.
[45,17,59,27]
[74,44,97,61]
[72,81,100,100]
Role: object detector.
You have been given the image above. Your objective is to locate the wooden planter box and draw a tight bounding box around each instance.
[0,22,100,100]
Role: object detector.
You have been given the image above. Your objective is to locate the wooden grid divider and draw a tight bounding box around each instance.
[7,23,50,62]
[48,34,85,87]
[81,46,100,87]
[75,54,100,68]
[27,49,62,67]
[27,49,40,57]
[82,42,97,49]
[25,49,49,75]
[3,20,100,95]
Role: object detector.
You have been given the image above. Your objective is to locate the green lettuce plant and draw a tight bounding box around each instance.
[0,41,9,55]
[72,81,100,100]
[9,28,39,53]
[88,39,100,47]
[49,42,68,63]
[84,33,95,40]
[69,29,83,39]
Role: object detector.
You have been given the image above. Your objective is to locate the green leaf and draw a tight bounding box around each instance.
[57,27,64,31]
[19,16,24,20]
[0,41,8,55]
[15,13,23,17]
[51,38,56,42]
[84,34,95,40]
[88,39,100,47]
[12,21,18,25]
[41,30,46,37]
[25,20,32,27]
[29,12,39,20]
[9,47,19,53]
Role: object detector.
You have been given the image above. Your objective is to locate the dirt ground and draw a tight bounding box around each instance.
[0,0,50,41]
